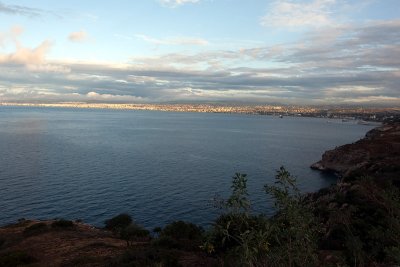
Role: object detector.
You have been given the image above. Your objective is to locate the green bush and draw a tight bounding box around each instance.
[343,177,400,265]
[384,246,400,264]
[51,219,74,228]
[309,174,400,266]
[156,221,204,251]
[211,213,270,253]
[161,221,204,241]
[264,166,319,266]
[120,223,150,246]
[105,213,132,232]
[152,226,162,237]
[151,236,181,249]
[23,222,48,236]
[210,172,272,265]
[209,168,320,267]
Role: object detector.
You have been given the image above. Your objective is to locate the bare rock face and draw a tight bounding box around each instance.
[311,123,400,182]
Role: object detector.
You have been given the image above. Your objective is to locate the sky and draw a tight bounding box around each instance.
[0,0,399,106]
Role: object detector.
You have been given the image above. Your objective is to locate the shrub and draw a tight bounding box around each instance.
[151,236,181,249]
[157,221,204,251]
[384,246,400,264]
[51,219,74,228]
[264,166,320,266]
[210,172,272,265]
[23,222,48,236]
[105,213,132,232]
[310,174,400,266]
[161,221,204,241]
[210,168,320,266]
[341,177,400,265]
[152,226,162,237]
[212,214,271,253]
[120,223,150,246]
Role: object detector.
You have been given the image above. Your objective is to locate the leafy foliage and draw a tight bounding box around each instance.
[209,167,320,267]
[23,222,48,236]
[105,213,132,232]
[152,226,162,234]
[161,221,204,241]
[120,223,150,246]
[104,214,150,246]
[313,175,400,266]
[51,219,74,229]
[264,167,319,266]
[226,173,251,214]
[153,221,204,251]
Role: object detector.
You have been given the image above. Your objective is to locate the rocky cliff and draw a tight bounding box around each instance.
[311,123,400,183]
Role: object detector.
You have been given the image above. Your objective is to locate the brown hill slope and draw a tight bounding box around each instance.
[0,219,218,267]
[0,219,126,266]
[311,123,400,183]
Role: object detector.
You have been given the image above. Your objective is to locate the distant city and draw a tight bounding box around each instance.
[2,102,399,123]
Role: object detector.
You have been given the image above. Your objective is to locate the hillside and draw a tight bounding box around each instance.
[0,219,216,267]
[311,123,400,184]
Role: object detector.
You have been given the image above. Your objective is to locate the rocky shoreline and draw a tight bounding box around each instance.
[311,122,400,184]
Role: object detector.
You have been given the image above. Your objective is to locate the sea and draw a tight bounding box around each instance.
[0,106,374,229]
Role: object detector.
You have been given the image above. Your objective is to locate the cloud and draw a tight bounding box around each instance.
[86,91,144,102]
[159,0,201,7]
[0,85,146,103]
[279,20,400,71]
[135,34,208,46]
[68,30,88,43]
[0,1,45,17]
[0,1,62,18]
[0,25,23,47]
[0,39,52,65]
[261,0,338,28]
[0,20,399,106]
[0,26,70,74]
[26,64,71,73]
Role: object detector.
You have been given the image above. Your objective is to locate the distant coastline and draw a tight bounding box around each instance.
[1,102,399,122]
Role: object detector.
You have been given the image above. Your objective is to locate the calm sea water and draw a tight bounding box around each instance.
[0,106,374,229]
